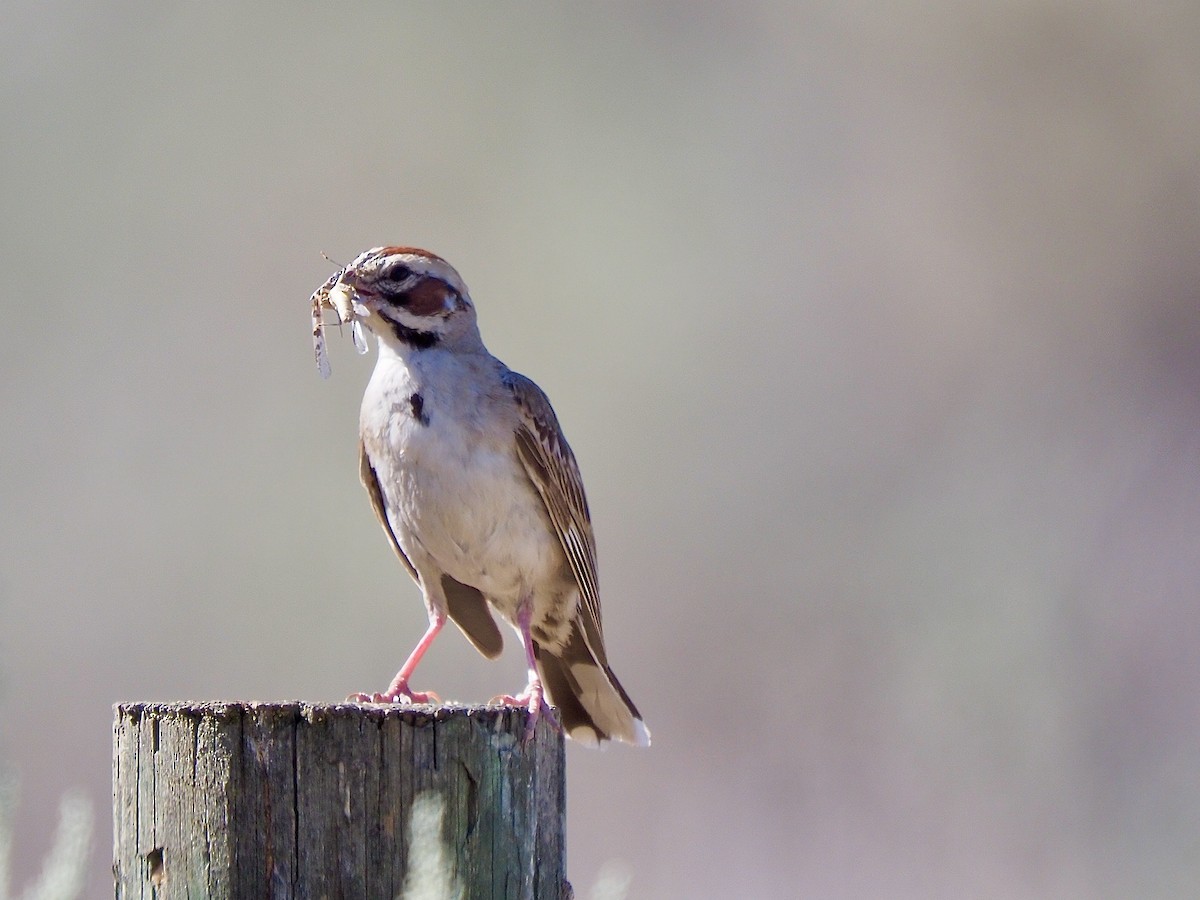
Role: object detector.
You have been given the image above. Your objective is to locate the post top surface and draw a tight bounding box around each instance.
[113,700,541,729]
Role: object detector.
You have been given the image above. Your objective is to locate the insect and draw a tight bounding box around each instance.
[311,265,369,378]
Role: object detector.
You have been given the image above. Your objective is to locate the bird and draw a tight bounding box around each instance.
[313,246,650,747]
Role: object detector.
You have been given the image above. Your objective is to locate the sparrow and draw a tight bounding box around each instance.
[313,246,649,747]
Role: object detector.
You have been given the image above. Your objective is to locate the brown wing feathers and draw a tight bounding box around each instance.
[505,372,608,661]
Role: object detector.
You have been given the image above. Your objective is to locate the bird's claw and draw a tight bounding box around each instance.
[347,687,440,705]
[489,684,560,738]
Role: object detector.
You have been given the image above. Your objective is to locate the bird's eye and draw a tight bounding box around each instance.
[386,264,412,282]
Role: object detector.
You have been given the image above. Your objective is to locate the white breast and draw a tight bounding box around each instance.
[360,347,566,612]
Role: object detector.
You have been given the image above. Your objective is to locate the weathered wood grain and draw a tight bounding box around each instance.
[113,702,567,899]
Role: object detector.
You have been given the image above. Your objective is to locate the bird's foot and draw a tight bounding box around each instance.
[490,681,560,738]
[347,683,440,705]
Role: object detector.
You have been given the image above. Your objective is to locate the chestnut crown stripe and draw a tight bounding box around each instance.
[351,246,470,300]
[378,245,448,263]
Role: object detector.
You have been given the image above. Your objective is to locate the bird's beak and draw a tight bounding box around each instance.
[334,271,375,318]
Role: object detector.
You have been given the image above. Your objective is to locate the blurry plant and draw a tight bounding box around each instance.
[0,770,92,900]
[588,860,632,900]
[400,791,462,900]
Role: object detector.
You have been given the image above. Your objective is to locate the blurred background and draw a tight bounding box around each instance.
[3,3,1200,897]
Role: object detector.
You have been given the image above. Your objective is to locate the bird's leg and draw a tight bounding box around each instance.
[491,598,560,736]
[348,609,444,704]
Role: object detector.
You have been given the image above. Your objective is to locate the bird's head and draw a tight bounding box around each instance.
[334,246,481,354]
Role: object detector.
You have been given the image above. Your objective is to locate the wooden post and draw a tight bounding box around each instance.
[113,702,568,899]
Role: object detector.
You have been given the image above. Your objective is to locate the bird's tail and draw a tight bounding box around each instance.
[537,625,650,747]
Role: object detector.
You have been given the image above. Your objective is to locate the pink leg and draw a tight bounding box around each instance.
[490,600,559,736]
[348,610,444,704]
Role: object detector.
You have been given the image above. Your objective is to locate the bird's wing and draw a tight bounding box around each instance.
[359,439,503,658]
[504,370,607,664]
[359,439,420,583]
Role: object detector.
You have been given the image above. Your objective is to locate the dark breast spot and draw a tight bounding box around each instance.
[409,392,431,426]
